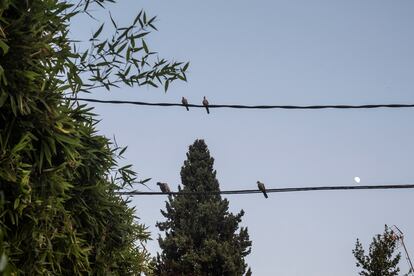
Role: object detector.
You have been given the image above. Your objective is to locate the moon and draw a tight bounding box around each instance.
[354,177,361,183]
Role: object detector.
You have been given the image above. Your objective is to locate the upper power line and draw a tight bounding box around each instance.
[116,184,414,196]
[67,97,414,111]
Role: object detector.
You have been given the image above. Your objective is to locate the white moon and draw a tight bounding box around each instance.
[354,177,361,183]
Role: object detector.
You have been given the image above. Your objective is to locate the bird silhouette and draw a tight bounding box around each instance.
[202,96,210,114]
[257,181,268,198]
[182,97,189,111]
[157,182,171,193]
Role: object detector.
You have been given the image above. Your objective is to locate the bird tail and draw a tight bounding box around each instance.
[263,191,268,198]
[186,106,189,111]
[206,107,210,114]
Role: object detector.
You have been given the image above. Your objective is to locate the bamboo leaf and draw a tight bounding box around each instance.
[0,40,9,55]
[142,40,148,53]
[0,90,7,108]
[93,23,104,39]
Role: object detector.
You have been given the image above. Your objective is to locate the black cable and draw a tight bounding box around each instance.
[116,184,414,196]
[67,97,414,110]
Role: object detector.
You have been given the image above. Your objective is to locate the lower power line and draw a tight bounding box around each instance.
[116,184,414,196]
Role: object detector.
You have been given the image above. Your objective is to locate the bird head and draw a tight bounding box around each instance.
[156,182,162,186]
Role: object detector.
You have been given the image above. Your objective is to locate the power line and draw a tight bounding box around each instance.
[116,184,414,196]
[67,97,414,110]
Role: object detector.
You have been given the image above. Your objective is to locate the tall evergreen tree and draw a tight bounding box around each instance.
[155,139,252,275]
[352,225,401,276]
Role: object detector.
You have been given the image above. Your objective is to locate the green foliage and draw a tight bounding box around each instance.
[155,140,252,275]
[73,5,189,93]
[353,225,401,276]
[0,0,188,274]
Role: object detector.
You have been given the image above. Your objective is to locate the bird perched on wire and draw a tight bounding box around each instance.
[157,182,171,194]
[202,96,210,114]
[257,181,268,198]
[182,97,189,111]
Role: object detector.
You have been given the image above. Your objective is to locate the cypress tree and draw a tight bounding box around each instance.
[156,139,252,275]
[353,225,401,276]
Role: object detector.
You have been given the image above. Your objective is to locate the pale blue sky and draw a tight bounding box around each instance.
[72,1,414,275]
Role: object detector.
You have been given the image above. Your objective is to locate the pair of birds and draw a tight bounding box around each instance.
[156,181,269,199]
[181,96,210,114]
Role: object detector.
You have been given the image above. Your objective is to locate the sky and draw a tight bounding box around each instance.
[71,1,414,275]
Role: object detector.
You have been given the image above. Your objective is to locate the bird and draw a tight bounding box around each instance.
[202,96,210,114]
[257,181,268,198]
[157,182,171,194]
[182,97,189,111]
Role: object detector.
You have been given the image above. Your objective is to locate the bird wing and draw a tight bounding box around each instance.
[164,184,171,193]
[160,184,166,193]
[258,182,266,191]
